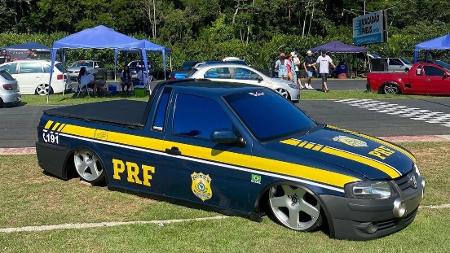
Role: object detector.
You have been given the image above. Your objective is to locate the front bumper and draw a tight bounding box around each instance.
[321,174,424,240]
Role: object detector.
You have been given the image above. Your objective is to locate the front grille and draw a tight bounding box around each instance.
[394,171,416,192]
[374,208,417,231]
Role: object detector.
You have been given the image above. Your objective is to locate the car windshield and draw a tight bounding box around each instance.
[55,63,66,73]
[71,61,93,68]
[401,58,411,64]
[181,61,197,71]
[436,60,450,70]
[225,89,317,141]
[0,70,14,81]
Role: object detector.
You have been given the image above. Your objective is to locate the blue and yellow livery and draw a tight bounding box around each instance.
[36,79,424,240]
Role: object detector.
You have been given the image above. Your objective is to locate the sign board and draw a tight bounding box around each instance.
[353,10,387,46]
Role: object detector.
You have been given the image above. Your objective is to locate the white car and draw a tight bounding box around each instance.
[0,60,67,95]
[190,64,299,101]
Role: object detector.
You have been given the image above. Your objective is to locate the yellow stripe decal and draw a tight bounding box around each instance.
[60,125,359,188]
[304,143,315,149]
[44,120,54,129]
[57,124,66,132]
[280,139,301,146]
[320,146,401,178]
[51,122,61,131]
[327,125,416,162]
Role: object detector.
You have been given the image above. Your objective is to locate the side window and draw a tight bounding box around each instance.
[0,63,18,74]
[173,94,233,140]
[204,67,231,79]
[389,59,402,66]
[424,66,445,77]
[19,62,43,73]
[231,67,260,80]
[43,64,50,73]
[152,87,172,131]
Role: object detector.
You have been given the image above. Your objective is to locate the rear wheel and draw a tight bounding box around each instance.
[269,183,322,231]
[275,88,291,100]
[35,84,53,95]
[73,150,105,184]
[382,83,401,94]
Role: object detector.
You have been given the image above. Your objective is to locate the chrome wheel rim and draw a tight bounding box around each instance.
[384,84,399,94]
[269,184,320,230]
[275,88,289,98]
[74,150,103,182]
[36,84,50,95]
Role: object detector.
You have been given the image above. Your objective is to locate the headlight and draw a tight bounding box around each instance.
[288,82,297,89]
[414,163,421,176]
[345,181,392,199]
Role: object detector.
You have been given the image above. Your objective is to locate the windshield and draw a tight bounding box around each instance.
[0,70,14,81]
[71,61,93,68]
[225,89,317,141]
[436,60,450,70]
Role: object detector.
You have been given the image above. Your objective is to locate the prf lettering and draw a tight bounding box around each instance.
[112,158,155,187]
[368,146,395,160]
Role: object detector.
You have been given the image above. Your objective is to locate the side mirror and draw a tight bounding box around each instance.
[257,76,263,83]
[211,130,244,145]
[416,68,423,76]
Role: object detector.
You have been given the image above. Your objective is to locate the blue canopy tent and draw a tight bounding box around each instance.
[3,41,50,51]
[311,41,367,53]
[413,34,450,63]
[48,25,166,101]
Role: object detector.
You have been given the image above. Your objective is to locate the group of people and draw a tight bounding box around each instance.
[275,50,335,92]
[120,65,150,94]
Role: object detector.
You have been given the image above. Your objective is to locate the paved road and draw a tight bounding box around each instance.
[1,96,449,148]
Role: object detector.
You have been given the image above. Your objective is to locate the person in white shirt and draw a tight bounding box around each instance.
[77,67,96,94]
[290,51,304,89]
[315,51,335,92]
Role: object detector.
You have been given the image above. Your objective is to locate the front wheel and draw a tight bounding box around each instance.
[275,88,291,100]
[269,183,322,231]
[73,150,105,184]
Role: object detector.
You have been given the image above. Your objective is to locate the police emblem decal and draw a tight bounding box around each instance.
[191,172,213,201]
[333,135,368,147]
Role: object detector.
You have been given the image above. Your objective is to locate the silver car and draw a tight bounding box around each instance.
[67,60,104,82]
[0,70,21,107]
[190,64,299,101]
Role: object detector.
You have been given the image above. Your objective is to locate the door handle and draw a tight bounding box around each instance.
[165,146,181,156]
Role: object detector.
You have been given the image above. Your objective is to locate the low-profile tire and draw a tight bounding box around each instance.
[35,83,53,95]
[0,98,3,108]
[382,83,401,94]
[269,183,322,231]
[275,88,291,100]
[73,149,105,184]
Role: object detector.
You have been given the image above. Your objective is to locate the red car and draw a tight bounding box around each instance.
[367,62,450,95]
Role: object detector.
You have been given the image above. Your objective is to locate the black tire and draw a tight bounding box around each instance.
[382,82,401,94]
[0,98,3,108]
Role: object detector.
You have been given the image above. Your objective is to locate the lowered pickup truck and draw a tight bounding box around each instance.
[36,79,424,240]
[367,62,450,95]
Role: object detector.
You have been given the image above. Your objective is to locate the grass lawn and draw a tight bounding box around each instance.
[20,90,432,106]
[0,142,449,252]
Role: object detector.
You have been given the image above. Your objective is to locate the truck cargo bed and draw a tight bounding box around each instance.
[44,100,149,128]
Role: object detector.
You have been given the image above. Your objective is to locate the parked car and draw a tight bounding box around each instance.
[370,58,412,72]
[0,60,67,95]
[367,62,450,95]
[0,70,20,107]
[170,60,248,80]
[169,61,199,80]
[190,64,299,101]
[127,60,151,79]
[67,60,104,82]
[36,80,424,240]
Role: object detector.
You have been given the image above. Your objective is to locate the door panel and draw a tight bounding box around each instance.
[424,66,450,94]
[406,66,429,94]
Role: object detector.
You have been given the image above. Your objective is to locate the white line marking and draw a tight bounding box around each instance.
[0,216,228,234]
[420,204,450,209]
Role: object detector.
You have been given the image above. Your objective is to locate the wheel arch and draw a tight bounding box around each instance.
[64,144,108,183]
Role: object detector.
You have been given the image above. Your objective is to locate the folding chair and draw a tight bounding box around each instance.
[76,82,91,97]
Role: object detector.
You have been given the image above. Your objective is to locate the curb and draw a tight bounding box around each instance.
[1,135,450,155]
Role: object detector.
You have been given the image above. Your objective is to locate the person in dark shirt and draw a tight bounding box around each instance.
[303,50,316,89]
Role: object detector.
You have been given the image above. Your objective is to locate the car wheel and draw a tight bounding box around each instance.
[275,88,291,100]
[269,183,322,231]
[0,98,3,108]
[383,83,401,94]
[35,84,53,95]
[73,149,105,184]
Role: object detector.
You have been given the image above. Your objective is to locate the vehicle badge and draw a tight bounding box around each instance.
[409,174,418,189]
[251,174,262,184]
[333,135,368,147]
[249,91,264,97]
[191,172,212,201]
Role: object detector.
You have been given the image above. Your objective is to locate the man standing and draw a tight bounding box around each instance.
[303,50,315,89]
[316,51,335,92]
[290,51,304,89]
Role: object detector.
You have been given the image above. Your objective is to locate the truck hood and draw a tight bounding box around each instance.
[262,125,414,181]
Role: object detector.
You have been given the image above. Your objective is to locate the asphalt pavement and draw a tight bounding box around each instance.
[1,96,449,148]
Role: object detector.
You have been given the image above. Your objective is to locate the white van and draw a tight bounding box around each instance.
[0,60,67,95]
